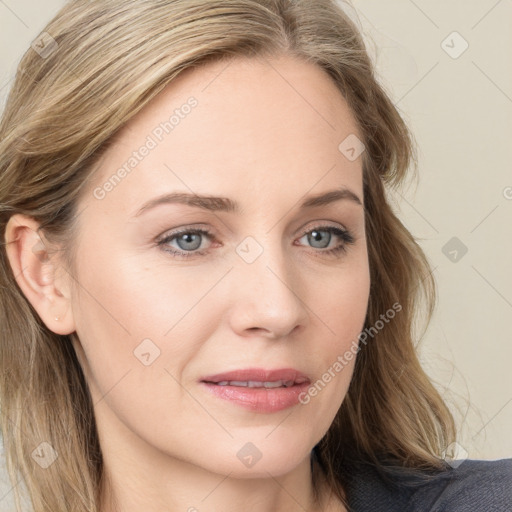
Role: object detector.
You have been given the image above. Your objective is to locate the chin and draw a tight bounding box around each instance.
[199,432,315,478]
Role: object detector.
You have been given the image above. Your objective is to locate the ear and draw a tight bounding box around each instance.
[4,214,76,335]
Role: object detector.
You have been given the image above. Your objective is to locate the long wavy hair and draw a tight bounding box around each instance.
[0,1,456,510]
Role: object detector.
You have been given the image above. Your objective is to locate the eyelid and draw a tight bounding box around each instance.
[298,220,349,235]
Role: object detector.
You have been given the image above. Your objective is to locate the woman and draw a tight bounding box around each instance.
[0,1,510,511]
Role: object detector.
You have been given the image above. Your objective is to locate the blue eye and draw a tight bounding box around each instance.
[157,225,355,259]
[298,226,355,256]
[158,228,212,258]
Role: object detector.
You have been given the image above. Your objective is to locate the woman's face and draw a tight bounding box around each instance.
[66,54,370,478]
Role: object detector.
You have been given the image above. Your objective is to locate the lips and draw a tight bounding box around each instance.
[201,368,310,387]
[214,380,297,388]
[200,368,311,413]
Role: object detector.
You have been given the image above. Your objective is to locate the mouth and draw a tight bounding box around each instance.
[207,379,307,388]
[201,367,310,386]
[200,368,311,412]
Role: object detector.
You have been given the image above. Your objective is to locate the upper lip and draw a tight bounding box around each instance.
[201,368,310,385]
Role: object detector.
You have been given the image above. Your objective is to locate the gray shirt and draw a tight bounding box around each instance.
[342,458,512,511]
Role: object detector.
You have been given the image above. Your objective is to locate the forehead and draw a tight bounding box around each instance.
[85,53,364,217]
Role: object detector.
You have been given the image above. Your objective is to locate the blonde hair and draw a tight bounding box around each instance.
[0,0,456,510]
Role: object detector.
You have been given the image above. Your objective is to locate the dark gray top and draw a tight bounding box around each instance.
[343,458,512,511]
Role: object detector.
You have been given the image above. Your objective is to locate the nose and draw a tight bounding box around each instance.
[227,238,310,340]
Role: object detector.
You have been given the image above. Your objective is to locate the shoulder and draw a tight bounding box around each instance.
[343,457,512,512]
[410,459,512,512]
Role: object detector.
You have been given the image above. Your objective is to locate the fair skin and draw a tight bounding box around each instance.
[6,54,370,512]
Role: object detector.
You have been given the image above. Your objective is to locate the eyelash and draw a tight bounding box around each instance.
[156,225,355,260]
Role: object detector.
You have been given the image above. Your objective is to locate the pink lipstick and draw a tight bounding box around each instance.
[200,368,311,413]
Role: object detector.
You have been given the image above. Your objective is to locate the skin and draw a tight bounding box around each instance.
[6,54,370,512]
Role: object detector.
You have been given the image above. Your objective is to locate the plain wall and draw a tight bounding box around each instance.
[1,0,511,508]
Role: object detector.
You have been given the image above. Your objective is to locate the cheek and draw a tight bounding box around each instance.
[69,257,203,441]
[301,256,370,410]
[312,252,370,348]
[69,247,220,396]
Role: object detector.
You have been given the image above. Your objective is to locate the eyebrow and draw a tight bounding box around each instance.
[134,188,363,217]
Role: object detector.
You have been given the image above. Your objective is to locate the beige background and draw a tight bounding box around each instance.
[1,0,511,507]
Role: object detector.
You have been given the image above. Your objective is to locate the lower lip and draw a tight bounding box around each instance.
[200,382,310,413]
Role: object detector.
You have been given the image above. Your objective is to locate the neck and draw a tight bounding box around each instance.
[98,449,344,512]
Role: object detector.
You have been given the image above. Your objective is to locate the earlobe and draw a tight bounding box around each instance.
[4,214,76,335]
